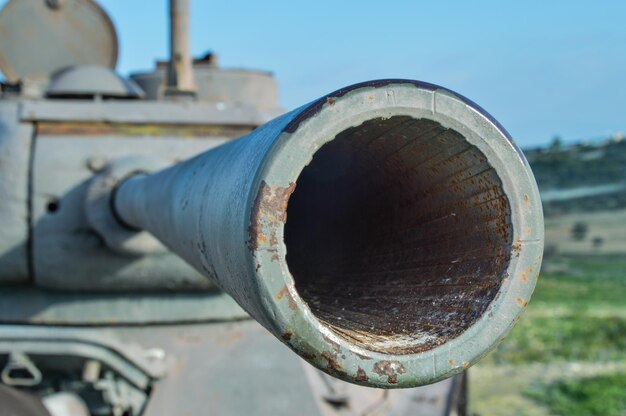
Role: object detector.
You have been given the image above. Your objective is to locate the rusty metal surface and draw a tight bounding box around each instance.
[111,80,543,388]
[285,116,512,355]
[0,0,118,82]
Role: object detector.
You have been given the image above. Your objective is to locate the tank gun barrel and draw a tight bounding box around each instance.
[105,79,544,388]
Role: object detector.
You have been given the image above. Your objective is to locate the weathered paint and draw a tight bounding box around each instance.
[111,80,544,388]
[0,0,118,82]
[0,102,32,283]
[37,121,254,138]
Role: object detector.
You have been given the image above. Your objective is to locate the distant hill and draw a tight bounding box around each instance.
[523,138,626,216]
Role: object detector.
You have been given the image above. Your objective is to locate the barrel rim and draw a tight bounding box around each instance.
[247,79,544,388]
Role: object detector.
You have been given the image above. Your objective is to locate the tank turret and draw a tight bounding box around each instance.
[0,0,543,414]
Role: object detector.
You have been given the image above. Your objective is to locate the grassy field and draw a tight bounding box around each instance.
[469,210,626,415]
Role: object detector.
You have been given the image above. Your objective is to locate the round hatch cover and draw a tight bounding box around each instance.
[0,0,118,82]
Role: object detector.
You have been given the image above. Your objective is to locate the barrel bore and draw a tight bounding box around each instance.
[105,80,542,387]
[284,116,513,355]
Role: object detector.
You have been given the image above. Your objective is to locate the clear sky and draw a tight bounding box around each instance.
[3,0,626,147]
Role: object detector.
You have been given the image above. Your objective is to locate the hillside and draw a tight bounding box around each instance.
[524,138,626,216]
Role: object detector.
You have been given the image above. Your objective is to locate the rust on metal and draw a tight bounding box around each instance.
[282,80,519,159]
[321,351,346,378]
[37,122,254,138]
[355,367,368,382]
[284,116,514,355]
[322,334,341,353]
[248,180,296,253]
[373,361,406,384]
[281,331,293,341]
[274,285,297,310]
[300,352,316,361]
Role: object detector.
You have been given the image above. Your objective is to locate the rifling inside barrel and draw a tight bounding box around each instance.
[285,116,513,355]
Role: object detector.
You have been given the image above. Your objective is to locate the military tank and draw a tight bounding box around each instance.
[0,0,544,414]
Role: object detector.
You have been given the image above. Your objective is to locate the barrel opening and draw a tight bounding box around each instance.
[284,116,513,355]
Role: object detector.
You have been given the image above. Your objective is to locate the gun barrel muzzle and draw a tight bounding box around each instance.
[112,79,543,388]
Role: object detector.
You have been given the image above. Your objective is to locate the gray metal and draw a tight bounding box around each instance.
[0,325,164,385]
[0,0,118,82]
[85,156,171,256]
[165,0,196,97]
[19,99,279,126]
[42,393,90,416]
[31,132,226,291]
[1,353,42,387]
[0,321,466,416]
[0,288,247,325]
[112,320,466,416]
[0,384,51,416]
[0,101,32,283]
[0,326,155,415]
[46,66,145,99]
[0,0,545,410]
[111,80,544,388]
[132,61,281,112]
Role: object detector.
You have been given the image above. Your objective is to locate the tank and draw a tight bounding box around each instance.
[0,0,544,415]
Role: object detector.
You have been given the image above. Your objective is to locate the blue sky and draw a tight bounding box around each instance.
[3,0,626,147]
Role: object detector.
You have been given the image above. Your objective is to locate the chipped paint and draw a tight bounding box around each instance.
[275,285,297,310]
[355,367,368,382]
[322,334,341,353]
[102,79,543,389]
[373,361,406,384]
[248,180,296,253]
[321,351,346,377]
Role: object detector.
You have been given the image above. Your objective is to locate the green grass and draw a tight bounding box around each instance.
[525,373,626,416]
[484,263,626,364]
[532,273,626,306]
[471,254,626,415]
[488,313,626,364]
[532,255,626,307]
[565,255,626,278]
